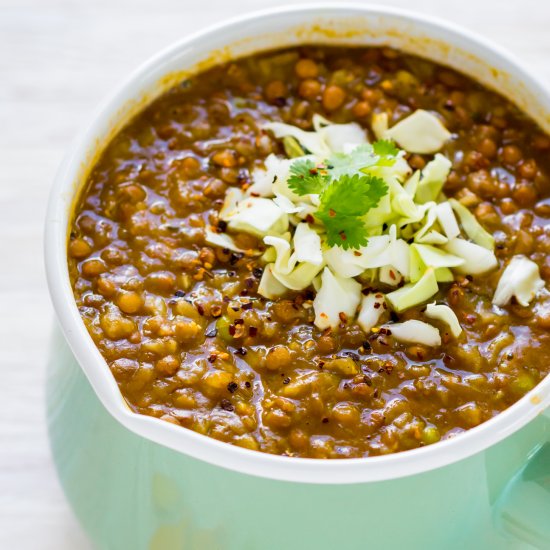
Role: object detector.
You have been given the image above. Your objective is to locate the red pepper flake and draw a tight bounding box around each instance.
[305,214,314,224]
[253,267,263,278]
[245,277,255,289]
[208,353,217,363]
[374,302,381,309]
[329,209,336,217]
[244,381,252,389]
[216,220,228,233]
[196,304,205,316]
[220,399,234,412]
[353,251,362,257]
[210,305,222,318]
[321,417,329,423]
[234,319,244,326]
[339,312,348,323]
[235,347,247,356]
[339,230,347,241]
[241,302,253,310]
[228,325,236,336]
[222,295,231,303]
[227,382,238,393]
[389,270,396,280]
[317,360,325,369]
[248,326,258,337]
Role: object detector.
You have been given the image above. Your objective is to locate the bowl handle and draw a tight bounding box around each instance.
[493,408,550,548]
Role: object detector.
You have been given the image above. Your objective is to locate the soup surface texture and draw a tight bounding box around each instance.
[68,46,550,458]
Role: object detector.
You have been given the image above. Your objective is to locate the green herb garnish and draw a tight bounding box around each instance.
[285,140,394,249]
[316,174,388,249]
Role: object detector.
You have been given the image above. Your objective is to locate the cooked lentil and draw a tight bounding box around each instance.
[68,46,550,458]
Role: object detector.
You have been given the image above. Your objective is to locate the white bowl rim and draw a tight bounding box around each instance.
[45,2,550,484]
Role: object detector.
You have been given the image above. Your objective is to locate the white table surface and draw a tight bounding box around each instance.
[1,0,548,548]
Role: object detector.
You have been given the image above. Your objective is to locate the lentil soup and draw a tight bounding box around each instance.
[68,46,550,459]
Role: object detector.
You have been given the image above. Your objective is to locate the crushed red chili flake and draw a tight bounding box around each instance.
[241,302,253,310]
[244,381,251,389]
[220,399,234,412]
[227,382,238,393]
[228,325,236,336]
[339,312,348,323]
[248,326,258,337]
[210,305,222,318]
[252,267,263,278]
[235,347,247,356]
[208,353,217,363]
[196,304,205,316]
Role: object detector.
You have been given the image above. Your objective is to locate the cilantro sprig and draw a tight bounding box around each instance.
[285,140,394,249]
[317,174,388,249]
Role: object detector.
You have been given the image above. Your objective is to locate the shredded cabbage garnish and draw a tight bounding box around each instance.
[493,255,544,307]
[203,111,545,334]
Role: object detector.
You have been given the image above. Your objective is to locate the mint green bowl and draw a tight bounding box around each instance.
[45,5,550,549]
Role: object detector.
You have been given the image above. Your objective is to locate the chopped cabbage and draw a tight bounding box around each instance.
[412,243,465,268]
[385,320,441,346]
[272,261,324,291]
[425,303,462,337]
[224,197,288,237]
[357,293,386,332]
[449,198,495,250]
[414,154,452,204]
[293,223,323,265]
[443,238,498,275]
[435,201,460,240]
[386,268,439,312]
[313,268,361,329]
[204,229,250,254]
[258,265,287,299]
[493,255,545,307]
[385,110,452,154]
[263,122,330,157]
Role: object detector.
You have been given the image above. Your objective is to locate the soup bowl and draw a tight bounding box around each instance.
[45,4,550,549]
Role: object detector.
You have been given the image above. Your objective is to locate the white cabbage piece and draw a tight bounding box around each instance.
[412,243,465,268]
[320,122,367,153]
[385,320,441,346]
[493,255,545,307]
[357,293,386,332]
[443,238,498,275]
[449,198,495,250]
[272,261,324,291]
[258,264,288,299]
[425,303,462,338]
[435,201,461,240]
[204,229,251,254]
[293,223,323,265]
[385,110,452,154]
[379,265,403,286]
[323,246,366,278]
[313,268,361,329]
[264,235,294,275]
[219,187,245,219]
[386,268,439,312]
[263,122,330,157]
[225,197,288,237]
[272,193,305,214]
[414,154,452,204]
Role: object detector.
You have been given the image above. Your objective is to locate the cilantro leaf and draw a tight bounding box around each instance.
[287,158,330,196]
[372,139,399,157]
[316,174,388,249]
[326,144,377,178]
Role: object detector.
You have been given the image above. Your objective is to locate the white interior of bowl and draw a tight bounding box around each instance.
[45,3,550,484]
